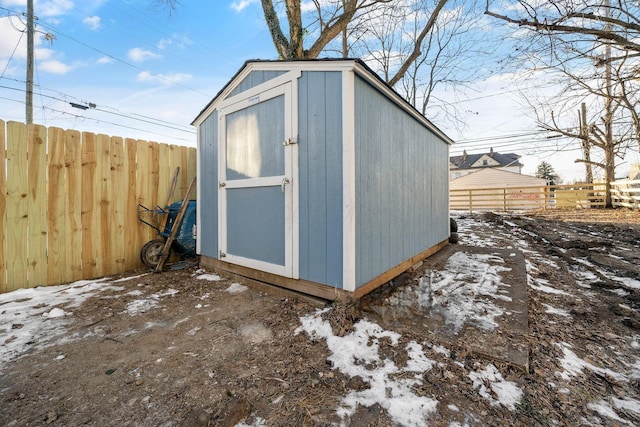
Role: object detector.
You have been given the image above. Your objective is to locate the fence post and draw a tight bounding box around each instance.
[0,121,6,293]
[503,188,507,211]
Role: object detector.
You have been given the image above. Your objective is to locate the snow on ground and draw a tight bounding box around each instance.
[296,311,439,426]
[3,213,639,425]
[468,364,523,410]
[226,283,249,294]
[290,216,531,424]
[296,232,529,426]
[421,251,513,333]
[0,271,226,372]
[0,278,118,371]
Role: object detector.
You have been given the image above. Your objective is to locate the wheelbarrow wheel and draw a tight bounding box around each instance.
[140,239,171,269]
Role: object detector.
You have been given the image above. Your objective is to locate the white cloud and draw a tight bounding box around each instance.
[39,0,74,17]
[83,15,101,31]
[128,47,162,62]
[35,47,55,61]
[0,17,26,61]
[38,59,73,74]
[97,56,113,64]
[136,70,192,85]
[157,33,192,50]
[230,0,257,13]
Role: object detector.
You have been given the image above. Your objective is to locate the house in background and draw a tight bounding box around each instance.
[192,59,453,300]
[449,148,523,180]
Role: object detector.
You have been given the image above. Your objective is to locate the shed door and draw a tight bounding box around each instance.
[218,83,296,278]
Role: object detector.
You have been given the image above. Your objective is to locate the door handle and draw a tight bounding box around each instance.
[281,177,290,192]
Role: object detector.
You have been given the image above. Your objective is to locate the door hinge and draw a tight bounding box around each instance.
[219,250,226,258]
[219,181,226,187]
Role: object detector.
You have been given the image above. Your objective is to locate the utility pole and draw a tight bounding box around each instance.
[26,0,34,124]
[603,0,614,207]
[579,102,593,183]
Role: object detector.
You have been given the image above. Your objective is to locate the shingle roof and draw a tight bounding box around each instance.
[450,150,522,169]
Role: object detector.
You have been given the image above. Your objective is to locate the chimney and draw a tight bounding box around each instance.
[462,150,467,161]
[489,147,494,157]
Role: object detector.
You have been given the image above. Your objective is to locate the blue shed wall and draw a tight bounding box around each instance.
[354,76,449,287]
[297,71,344,288]
[230,70,287,97]
[198,111,218,259]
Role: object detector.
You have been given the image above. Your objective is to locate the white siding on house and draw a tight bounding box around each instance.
[449,165,522,181]
[450,168,546,189]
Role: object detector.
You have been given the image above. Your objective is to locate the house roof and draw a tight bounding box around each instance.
[450,150,523,169]
[191,58,454,145]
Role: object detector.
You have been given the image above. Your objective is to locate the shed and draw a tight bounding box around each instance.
[192,59,453,300]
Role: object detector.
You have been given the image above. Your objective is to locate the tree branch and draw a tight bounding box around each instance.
[389,0,450,87]
[484,8,640,53]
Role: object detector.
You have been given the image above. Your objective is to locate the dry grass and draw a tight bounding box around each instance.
[528,208,640,225]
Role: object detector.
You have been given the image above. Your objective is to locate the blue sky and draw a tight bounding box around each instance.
[0,0,277,145]
[0,0,637,181]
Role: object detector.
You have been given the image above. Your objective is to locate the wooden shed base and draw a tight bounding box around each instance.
[200,239,449,302]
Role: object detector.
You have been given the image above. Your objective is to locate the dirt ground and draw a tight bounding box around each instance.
[1,208,640,426]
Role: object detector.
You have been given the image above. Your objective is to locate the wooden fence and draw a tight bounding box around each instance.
[611,179,640,209]
[0,120,196,294]
[451,181,640,213]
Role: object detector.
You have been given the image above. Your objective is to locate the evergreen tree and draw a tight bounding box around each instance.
[536,161,560,185]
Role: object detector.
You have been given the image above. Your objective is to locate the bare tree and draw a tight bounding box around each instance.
[485,0,640,55]
[485,0,640,206]
[324,0,498,130]
[159,0,452,86]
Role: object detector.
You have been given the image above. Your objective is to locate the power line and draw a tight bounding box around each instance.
[454,130,555,144]
[0,91,196,142]
[38,104,196,143]
[0,81,195,133]
[33,20,213,98]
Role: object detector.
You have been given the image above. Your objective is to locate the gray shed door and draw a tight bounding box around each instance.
[218,82,296,278]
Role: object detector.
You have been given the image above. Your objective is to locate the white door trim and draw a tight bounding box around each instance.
[217,78,298,278]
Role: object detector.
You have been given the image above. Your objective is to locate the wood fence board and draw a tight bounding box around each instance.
[136,140,154,248]
[187,147,197,199]
[0,120,6,293]
[81,132,98,278]
[6,122,28,290]
[27,124,48,287]
[65,129,83,281]
[97,134,111,276]
[180,146,190,199]
[158,143,171,207]
[47,127,68,286]
[171,144,185,200]
[124,139,140,270]
[150,141,160,212]
[111,136,126,273]
[0,122,197,293]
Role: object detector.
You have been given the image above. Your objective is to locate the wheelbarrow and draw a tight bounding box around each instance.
[138,198,197,269]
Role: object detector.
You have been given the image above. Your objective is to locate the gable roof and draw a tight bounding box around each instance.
[450,150,522,169]
[191,58,454,145]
